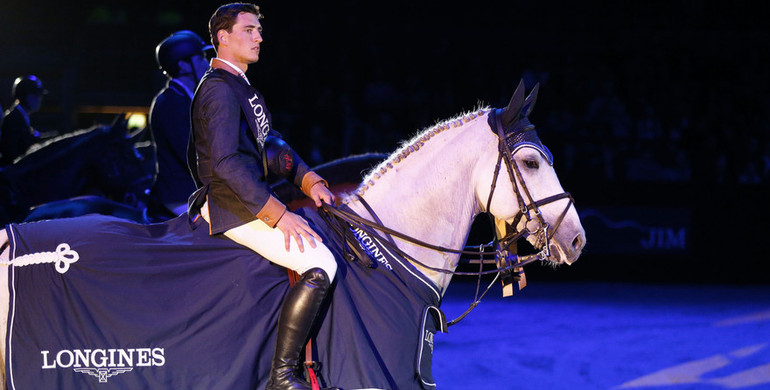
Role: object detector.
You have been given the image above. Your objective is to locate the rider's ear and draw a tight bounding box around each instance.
[501,79,525,127]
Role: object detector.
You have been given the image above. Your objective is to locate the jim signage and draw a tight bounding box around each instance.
[579,206,690,254]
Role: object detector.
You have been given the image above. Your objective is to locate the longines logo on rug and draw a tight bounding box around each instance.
[350,227,394,271]
[41,347,166,383]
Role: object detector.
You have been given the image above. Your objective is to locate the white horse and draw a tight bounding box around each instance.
[0,81,584,389]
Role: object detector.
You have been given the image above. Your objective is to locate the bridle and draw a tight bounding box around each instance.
[485,108,574,273]
[320,108,575,325]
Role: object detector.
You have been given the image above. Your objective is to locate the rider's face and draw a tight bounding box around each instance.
[24,93,43,113]
[219,12,263,69]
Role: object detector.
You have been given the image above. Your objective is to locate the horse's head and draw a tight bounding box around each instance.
[0,116,155,222]
[479,80,585,266]
[87,115,155,209]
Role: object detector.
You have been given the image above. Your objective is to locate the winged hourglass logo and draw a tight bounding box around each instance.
[74,367,133,383]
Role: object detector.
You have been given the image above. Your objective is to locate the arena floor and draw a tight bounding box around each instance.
[433,280,770,389]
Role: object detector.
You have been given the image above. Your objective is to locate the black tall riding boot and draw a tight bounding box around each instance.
[265,268,332,390]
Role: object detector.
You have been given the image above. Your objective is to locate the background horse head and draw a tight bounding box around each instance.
[343,80,586,292]
[0,115,155,225]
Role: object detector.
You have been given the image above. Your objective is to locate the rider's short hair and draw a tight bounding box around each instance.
[209,3,263,51]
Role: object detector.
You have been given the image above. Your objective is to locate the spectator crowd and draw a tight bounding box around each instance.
[2,1,767,186]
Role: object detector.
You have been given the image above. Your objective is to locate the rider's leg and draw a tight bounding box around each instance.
[222,218,337,280]
[201,201,337,279]
[264,267,330,390]
[223,220,336,390]
[201,204,337,390]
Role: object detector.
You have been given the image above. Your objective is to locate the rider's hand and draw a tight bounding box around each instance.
[309,182,335,208]
[275,211,322,252]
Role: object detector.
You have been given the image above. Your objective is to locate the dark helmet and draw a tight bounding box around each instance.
[155,30,213,77]
[12,75,47,100]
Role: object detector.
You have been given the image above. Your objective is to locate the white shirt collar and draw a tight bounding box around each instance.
[212,58,250,85]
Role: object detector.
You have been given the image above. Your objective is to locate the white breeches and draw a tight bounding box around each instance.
[201,202,337,280]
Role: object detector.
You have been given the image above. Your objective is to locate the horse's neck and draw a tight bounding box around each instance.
[346,116,492,293]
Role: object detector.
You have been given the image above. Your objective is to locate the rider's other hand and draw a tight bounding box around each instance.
[275,211,321,252]
[310,182,335,208]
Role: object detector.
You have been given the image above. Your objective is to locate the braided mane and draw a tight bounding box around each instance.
[345,107,490,203]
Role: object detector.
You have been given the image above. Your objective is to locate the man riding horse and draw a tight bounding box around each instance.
[188,3,338,390]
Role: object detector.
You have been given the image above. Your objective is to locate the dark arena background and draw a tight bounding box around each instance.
[1,1,768,389]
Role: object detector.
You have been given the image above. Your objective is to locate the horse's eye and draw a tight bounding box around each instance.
[524,160,539,169]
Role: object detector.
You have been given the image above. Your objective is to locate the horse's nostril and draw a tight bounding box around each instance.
[572,234,583,251]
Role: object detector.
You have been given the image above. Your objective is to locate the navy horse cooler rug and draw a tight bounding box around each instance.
[3,209,445,389]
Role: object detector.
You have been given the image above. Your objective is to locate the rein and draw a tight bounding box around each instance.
[320,109,574,325]
[320,202,541,275]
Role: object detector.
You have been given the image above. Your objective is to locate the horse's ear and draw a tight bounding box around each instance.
[106,113,130,137]
[109,113,128,129]
[501,79,526,127]
[522,82,539,117]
